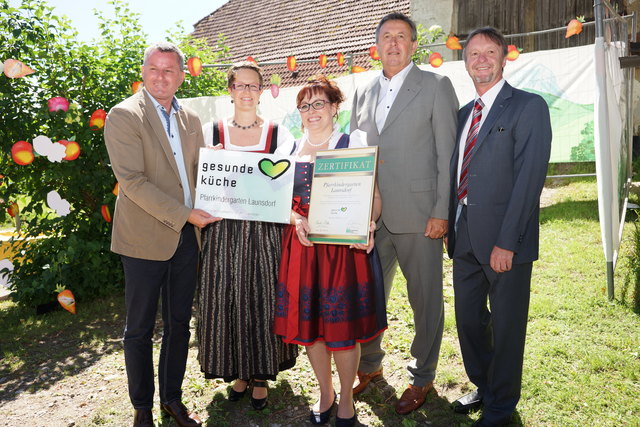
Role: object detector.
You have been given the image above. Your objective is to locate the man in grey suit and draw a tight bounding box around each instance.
[447,27,551,427]
[350,12,458,415]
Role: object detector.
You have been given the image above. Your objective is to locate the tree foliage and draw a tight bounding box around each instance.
[0,0,228,308]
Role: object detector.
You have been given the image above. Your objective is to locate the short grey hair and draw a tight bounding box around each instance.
[143,42,185,71]
[375,12,417,43]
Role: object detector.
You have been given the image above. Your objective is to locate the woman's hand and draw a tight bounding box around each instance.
[207,143,224,151]
[292,211,313,246]
[350,220,376,253]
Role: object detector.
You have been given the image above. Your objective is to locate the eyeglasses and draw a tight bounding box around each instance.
[297,100,330,112]
[231,83,261,92]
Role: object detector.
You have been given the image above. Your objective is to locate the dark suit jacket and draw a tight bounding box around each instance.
[104,90,204,261]
[351,64,458,233]
[447,82,552,264]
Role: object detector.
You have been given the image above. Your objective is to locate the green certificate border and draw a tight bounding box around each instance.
[307,146,378,245]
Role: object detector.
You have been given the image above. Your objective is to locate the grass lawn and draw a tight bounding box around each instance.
[0,177,639,426]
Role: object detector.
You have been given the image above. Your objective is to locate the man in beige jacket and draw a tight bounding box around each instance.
[104,42,218,427]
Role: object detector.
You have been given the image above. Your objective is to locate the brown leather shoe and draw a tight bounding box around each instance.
[133,409,154,427]
[352,368,383,395]
[395,383,433,415]
[160,400,202,427]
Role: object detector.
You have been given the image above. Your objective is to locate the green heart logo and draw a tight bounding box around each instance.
[258,158,291,180]
[341,207,347,212]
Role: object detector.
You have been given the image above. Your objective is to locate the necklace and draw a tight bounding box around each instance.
[232,118,258,130]
[306,130,334,147]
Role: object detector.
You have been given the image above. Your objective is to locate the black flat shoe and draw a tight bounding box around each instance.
[251,380,268,410]
[335,403,357,427]
[309,390,336,425]
[228,380,249,402]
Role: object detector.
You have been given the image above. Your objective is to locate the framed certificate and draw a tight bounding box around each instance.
[194,149,295,224]
[307,146,378,245]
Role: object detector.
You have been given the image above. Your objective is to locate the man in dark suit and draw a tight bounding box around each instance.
[446,27,552,427]
[350,12,458,415]
[105,42,218,427]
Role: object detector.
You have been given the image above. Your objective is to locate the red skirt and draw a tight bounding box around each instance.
[274,215,387,350]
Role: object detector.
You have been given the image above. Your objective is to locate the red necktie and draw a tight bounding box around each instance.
[457,99,484,201]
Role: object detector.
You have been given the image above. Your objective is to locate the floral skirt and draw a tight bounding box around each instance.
[274,219,387,350]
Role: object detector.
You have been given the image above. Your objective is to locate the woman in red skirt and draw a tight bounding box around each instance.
[274,76,387,426]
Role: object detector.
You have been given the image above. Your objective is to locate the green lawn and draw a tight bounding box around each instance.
[0,177,638,426]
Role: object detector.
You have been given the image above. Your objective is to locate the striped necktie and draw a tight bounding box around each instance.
[457,99,484,202]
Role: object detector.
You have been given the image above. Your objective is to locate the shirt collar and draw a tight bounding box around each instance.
[145,88,181,115]
[475,79,505,109]
[379,62,413,84]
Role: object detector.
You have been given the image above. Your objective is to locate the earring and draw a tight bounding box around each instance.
[231,99,234,103]
[258,101,261,104]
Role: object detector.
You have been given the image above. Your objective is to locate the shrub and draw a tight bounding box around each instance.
[0,0,228,308]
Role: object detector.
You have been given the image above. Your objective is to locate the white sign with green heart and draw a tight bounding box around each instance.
[195,148,294,223]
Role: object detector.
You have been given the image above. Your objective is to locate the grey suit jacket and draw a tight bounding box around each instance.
[104,90,204,261]
[350,64,458,233]
[447,82,552,264]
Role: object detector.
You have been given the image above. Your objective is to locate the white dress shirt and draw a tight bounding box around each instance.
[147,89,193,208]
[456,79,506,205]
[375,62,413,133]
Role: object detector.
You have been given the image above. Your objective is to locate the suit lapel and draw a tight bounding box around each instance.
[451,101,473,176]
[473,82,513,153]
[364,77,381,136]
[381,64,421,133]
[176,110,196,194]
[141,91,181,180]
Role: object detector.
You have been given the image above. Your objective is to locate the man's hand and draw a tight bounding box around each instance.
[424,218,448,239]
[490,246,514,273]
[187,209,222,228]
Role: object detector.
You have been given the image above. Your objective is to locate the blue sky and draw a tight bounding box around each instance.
[9,0,228,43]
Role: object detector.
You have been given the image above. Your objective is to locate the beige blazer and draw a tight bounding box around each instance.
[104,90,204,261]
[350,64,459,233]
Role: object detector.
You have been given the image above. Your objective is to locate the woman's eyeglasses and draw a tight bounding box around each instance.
[297,100,330,112]
[231,83,261,92]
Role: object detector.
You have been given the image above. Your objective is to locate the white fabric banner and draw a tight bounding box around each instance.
[183,44,596,164]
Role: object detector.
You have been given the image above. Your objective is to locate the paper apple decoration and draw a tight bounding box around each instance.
[48,96,69,113]
[187,57,202,76]
[369,46,380,60]
[336,52,345,66]
[11,141,34,165]
[59,140,80,161]
[318,54,328,68]
[446,36,462,50]
[131,81,143,93]
[90,109,107,130]
[7,202,19,218]
[506,45,522,61]
[112,182,119,196]
[3,59,35,78]
[286,56,297,72]
[351,66,366,73]
[429,52,443,67]
[101,204,112,223]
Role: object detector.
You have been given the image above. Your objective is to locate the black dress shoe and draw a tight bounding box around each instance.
[452,389,483,414]
[250,380,268,410]
[335,403,357,427]
[160,400,202,427]
[309,390,336,425]
[133,408,154,427]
